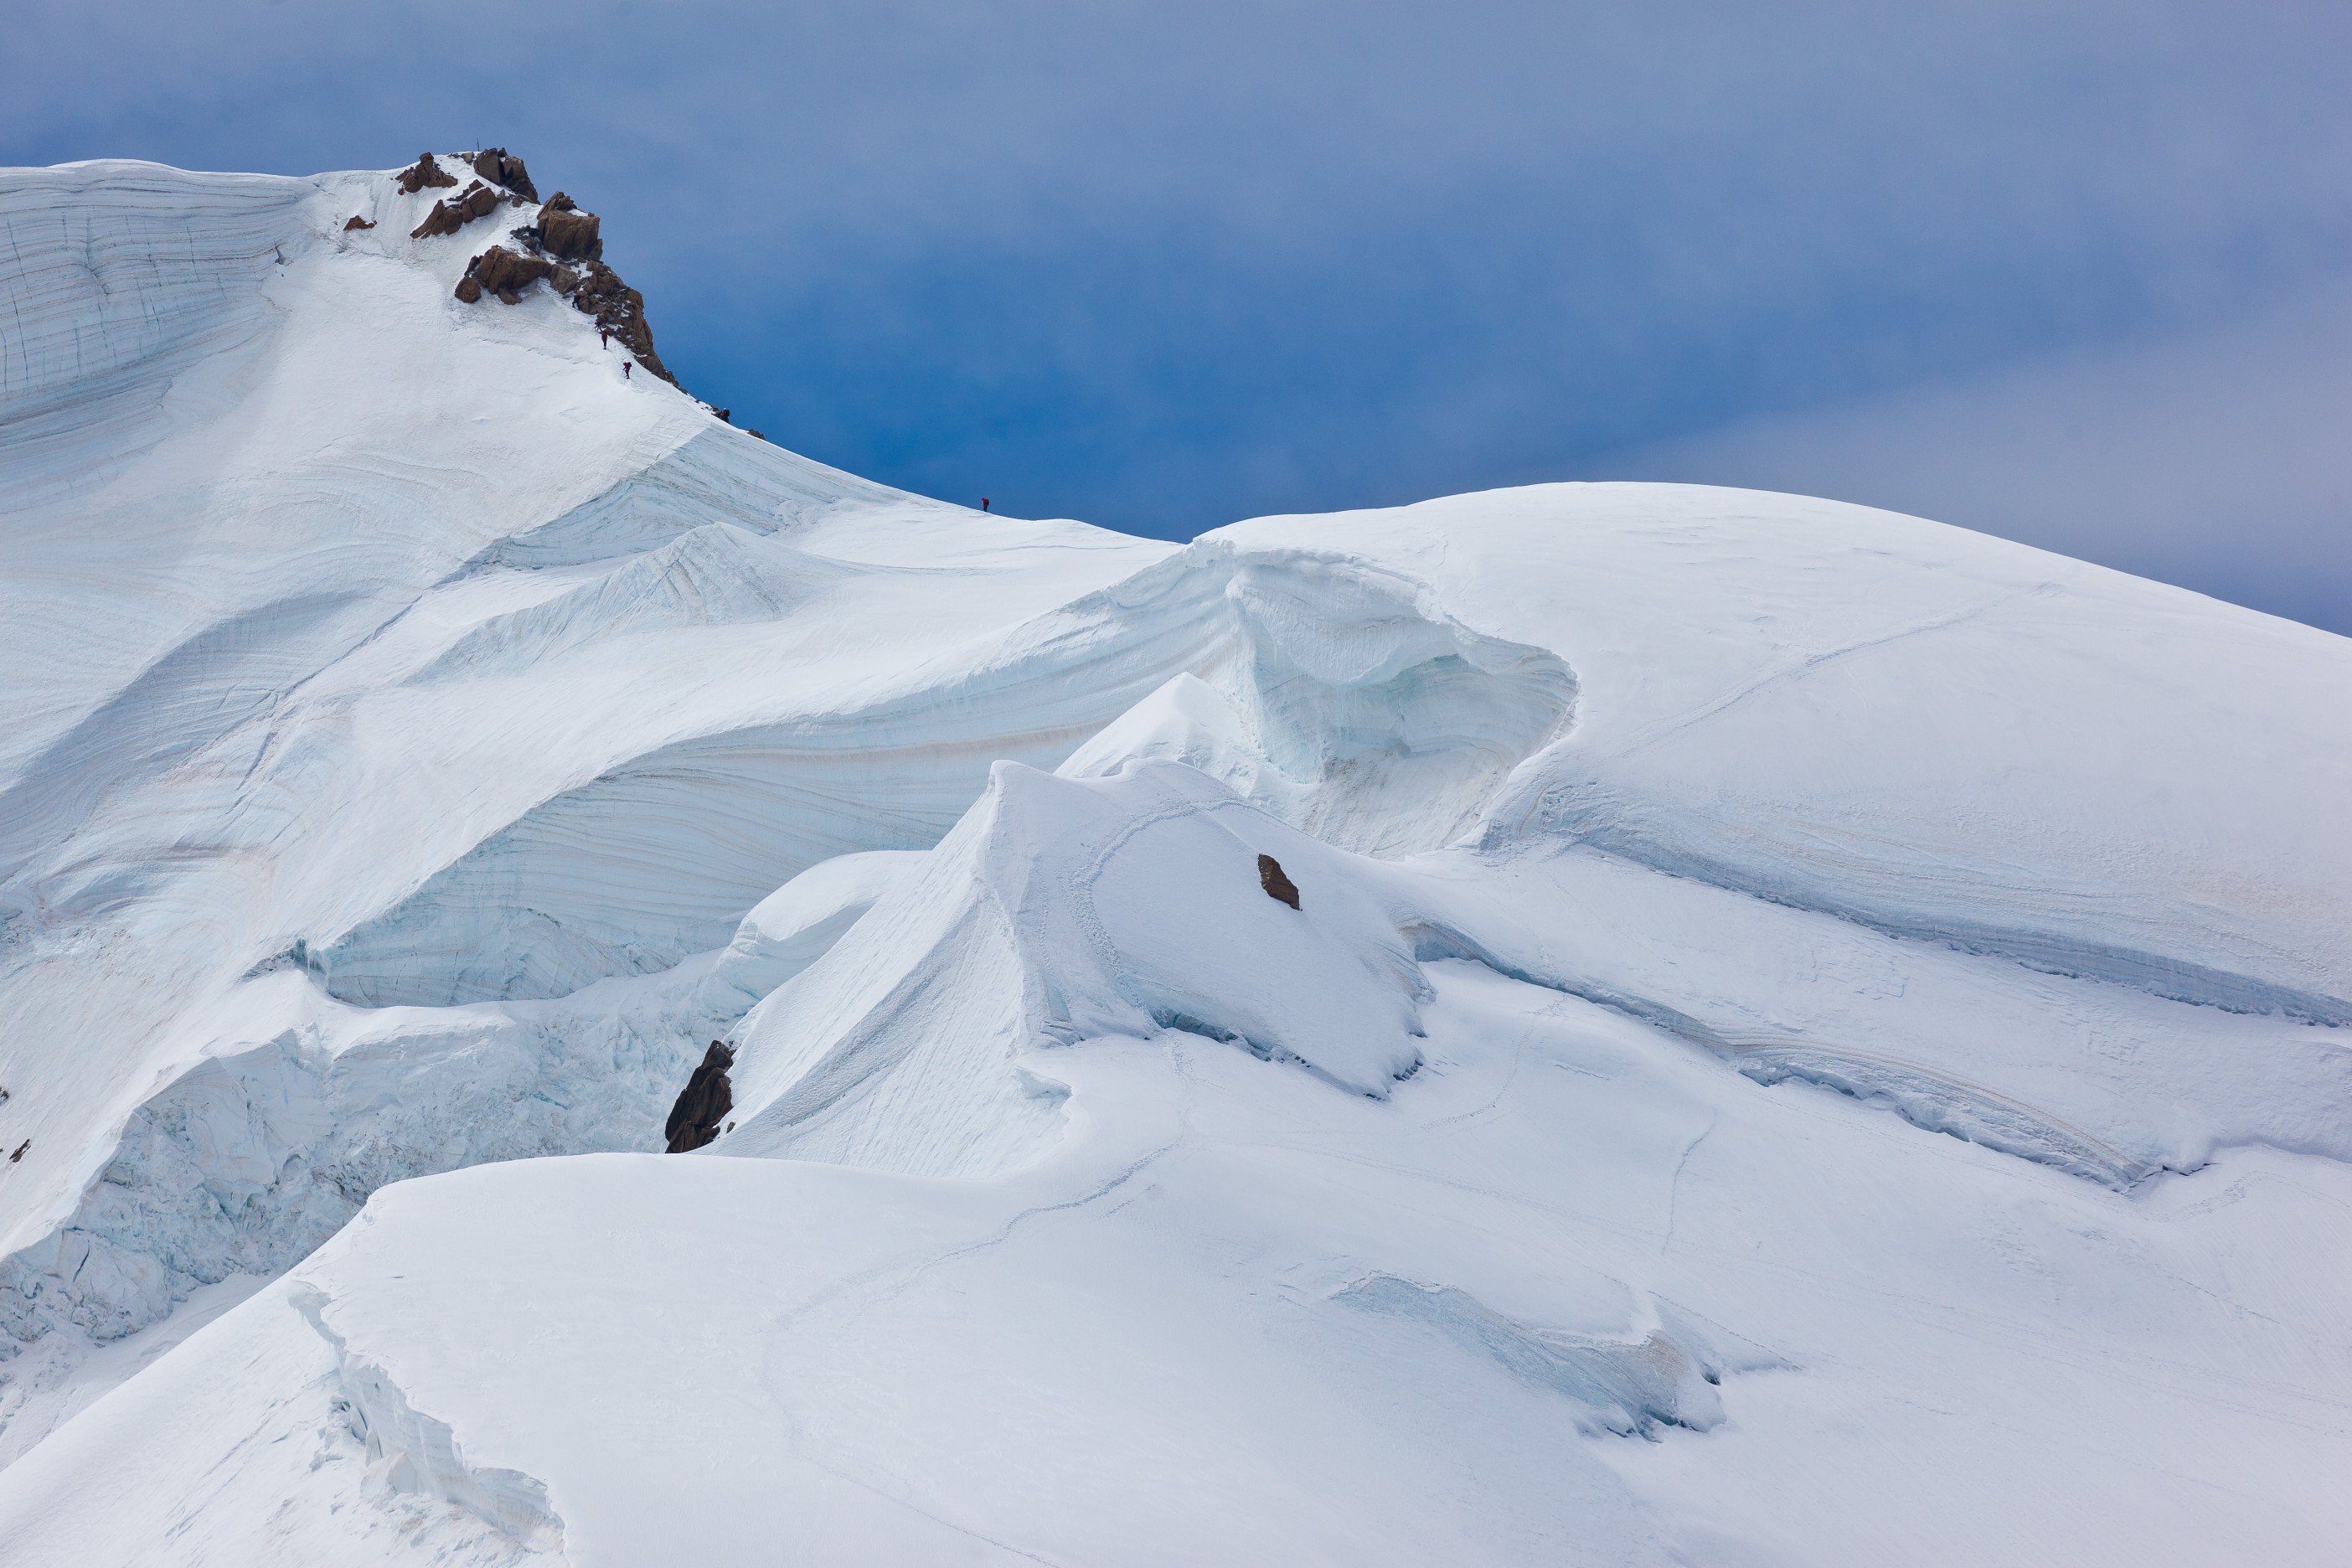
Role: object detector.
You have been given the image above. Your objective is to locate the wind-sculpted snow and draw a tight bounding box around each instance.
[311,541,1572,1009]
[408,523,859,685]
[461,420,900,575]
[1334,1276,1747,1438]
[1282,485,2352,1024]
[294,1286,564,1554]
[0,164,310,503]
[1058,546,1576,856]
[722,761,1431,1177]
[3,157,2351,1565]
[0,964,712,1363]
[696,849,926,1013]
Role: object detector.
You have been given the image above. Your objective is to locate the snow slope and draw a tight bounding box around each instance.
[1,157,2348,1565]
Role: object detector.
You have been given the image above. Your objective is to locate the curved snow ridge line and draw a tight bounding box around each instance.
[1497,787,2352,1028]
[436,422,909,580]
[1400,921,2150,1189]
[307,544,1236,1011]
[291,1284,565,1555]
[0,588,391,916]
[725,759,1445,1169]
[1055,541,1578,857]
[1334,1277,1751,1440]
[304,711,1156,1010]
[318,540,1570,1012]
[407,522,859,685]
[697,849,927,1014]
[1723,1045,2151,1189]
[0,162,314,433]
[0,977,709,1354]
[720,761,1427,1178]
[1049,782,1429,1096]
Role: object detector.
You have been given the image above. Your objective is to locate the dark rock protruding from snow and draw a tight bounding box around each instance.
[395,152,457,195]
[411,180,501,240]
[534,195,602,264]
[665,1042,736,1153]
[571,261,675,384]
[427,161,678,384]
[467,245,555,304]
[343,215,375,231]
[470,147,540,202]
[1258,854,1302,910]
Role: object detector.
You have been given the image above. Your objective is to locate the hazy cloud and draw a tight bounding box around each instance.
[1602,276,2352,632]
[4,2,2347,627]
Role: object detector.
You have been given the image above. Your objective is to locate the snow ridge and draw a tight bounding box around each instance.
[3,153,2351,1565]
[294,1285,564,1554]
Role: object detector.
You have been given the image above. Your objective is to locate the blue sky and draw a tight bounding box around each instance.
[7,1,2349,631]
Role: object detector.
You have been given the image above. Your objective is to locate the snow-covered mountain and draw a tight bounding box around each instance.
[0,156,2347,1566]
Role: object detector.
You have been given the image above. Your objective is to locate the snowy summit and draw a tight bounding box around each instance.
[0,154,2348,1565]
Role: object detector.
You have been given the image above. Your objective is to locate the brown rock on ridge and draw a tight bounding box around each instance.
[664,1041,735,1153]
[570,260,676,384]
[535,197,602,263]
[343,215,375,231]
[395,152,458,195]
[422,152,681,386]
[1258,854,1302,910]
[471,245,554,297]
[410,180,503,240]
[471,147,539,202]
[411,203,460,240]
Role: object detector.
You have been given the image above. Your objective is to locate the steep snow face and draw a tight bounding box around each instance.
[720,761,1433,1179]
[0,157,1173,1355]
[1248,487,2352,1022]
[1056,550,1576,854]
[3,158,2352,1565]
[695,848,927,1014]
[0,164,310,524]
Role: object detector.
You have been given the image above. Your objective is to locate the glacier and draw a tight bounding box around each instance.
[0,154,2348,1565]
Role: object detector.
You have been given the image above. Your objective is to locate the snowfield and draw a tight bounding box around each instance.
[1,157,2348,1565]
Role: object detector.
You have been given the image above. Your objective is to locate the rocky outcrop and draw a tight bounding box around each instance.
[1258,854,1302,910]
[410,180,502,240]
[570,260,676,384]
[534,193,601,263]
[395,152,457,195]
[470,147,539,202]
[664,1042,735,1153]
[470,245,554,302]
[424,157,678,385]
[343,215,375,231]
